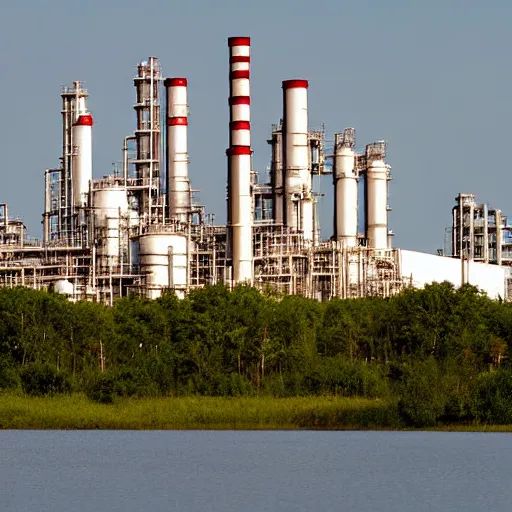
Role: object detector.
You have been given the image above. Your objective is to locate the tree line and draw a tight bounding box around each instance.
[1,282,512,426]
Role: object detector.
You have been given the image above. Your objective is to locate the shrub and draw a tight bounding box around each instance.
[397,358,447,427]
[86,373,118,404]
[304,357,388,398]
[0,356,20,390]
[20,363,71,396]
[470,369,512,424]
[215,373,254,397]
[87,367,159,404]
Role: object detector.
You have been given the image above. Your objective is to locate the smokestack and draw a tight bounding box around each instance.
[365,141,389,250]
[333,128,358,246]
[164,77,190,223]
[71,113,93,207]
[282,80,313,241]
[227,36,253,284]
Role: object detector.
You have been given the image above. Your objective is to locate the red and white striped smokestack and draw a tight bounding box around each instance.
[227,36,253,285]
[71,113,93,207]
[282,79,313,241]
[164,77,191,223]
[229,36,251,148]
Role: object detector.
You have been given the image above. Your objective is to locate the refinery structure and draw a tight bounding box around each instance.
[0,37,509,302]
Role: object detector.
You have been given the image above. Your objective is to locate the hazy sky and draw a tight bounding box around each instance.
[1,0,510,253]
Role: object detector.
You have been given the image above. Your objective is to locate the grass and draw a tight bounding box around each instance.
[0,393,400,430]
[1,393,511,431]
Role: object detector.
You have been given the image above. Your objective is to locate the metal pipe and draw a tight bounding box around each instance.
[43,170,52,247]
[123,136,135,187]
[269,126,284,224]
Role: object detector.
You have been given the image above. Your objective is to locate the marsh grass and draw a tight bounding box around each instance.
[1,393,510,431]
[0,393,402,430]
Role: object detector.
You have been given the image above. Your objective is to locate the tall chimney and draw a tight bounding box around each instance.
[282,80,313,241]
[227,36,253,284]
[164,77,190,223]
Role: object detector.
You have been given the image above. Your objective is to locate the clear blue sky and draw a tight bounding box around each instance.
[1,0,510,253]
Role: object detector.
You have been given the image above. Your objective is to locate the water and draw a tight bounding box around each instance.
[1,431,511,511]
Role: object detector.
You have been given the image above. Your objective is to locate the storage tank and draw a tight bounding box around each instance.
[92,186,129,268]
[54,279,74,296]
[138,232,188,299]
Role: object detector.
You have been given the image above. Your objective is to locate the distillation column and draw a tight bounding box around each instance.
[133,58,162,224]
[71,113,93,208]
[333,128,358,246]
[164,78,191,223]
[282,80,313,241]
[71,111,93,245]
[227,36,253,284]
[365,141,390,250]
[61,81,88,243]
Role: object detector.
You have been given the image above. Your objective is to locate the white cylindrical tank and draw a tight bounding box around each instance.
[334,130,358,246]
[138,233,188,299]
[71,114,93,207]
[165,77,190,223]
[92,187,129,267]
[365,144,389,250]
[282,79,313,241]
[227,146,253,284]
[54,279,74,296]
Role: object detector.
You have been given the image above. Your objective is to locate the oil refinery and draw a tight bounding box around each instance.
[0,37,508,303]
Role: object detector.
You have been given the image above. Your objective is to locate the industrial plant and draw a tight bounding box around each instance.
[0,37,508,302]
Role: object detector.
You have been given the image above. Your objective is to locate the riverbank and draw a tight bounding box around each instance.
[0,393,510,431]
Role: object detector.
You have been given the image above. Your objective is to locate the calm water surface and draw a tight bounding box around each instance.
[0,431,511,511]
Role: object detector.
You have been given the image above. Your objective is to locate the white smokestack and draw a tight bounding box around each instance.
[333,128,358,246]
[365,141,389,250]
[227,146,253,283]
[227,36,253,284]
[282,79,313,241]
[71,114,93,207]
[165,77,190,223]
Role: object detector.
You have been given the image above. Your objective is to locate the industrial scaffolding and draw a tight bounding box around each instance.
[0,40,412,304]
